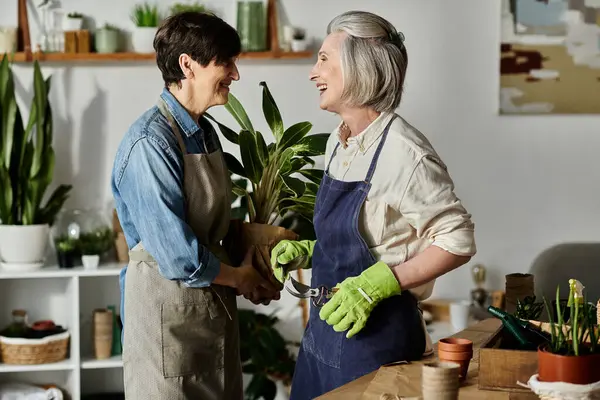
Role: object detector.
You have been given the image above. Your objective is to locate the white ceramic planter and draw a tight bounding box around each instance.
[0,27,17,54]
[82,254,100,269]
[132,27,157,53]
[0,224,49,269]
[63,18,83,31]
[291,38,308,52]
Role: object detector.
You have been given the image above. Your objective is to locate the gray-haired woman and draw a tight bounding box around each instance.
[270,11,476,398]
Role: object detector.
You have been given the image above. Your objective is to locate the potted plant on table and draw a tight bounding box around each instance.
[0,56,72,271]
[537,279,600,385]
[210,81,328,292]
[130,3,161,53]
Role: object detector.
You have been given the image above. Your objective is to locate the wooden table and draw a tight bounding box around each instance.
[318,318,538,399]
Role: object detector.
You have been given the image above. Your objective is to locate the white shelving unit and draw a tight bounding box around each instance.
[0,262,125,399]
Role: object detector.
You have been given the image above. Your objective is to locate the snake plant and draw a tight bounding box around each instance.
[208,81,328,225]
[0,55,72,226]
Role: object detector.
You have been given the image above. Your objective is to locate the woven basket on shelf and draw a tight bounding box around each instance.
[0,331,69,365]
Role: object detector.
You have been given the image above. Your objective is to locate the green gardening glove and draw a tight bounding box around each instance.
[319,261,401,338]
[270,240,316,283]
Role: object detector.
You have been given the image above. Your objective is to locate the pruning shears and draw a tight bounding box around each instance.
[285,275,338,308]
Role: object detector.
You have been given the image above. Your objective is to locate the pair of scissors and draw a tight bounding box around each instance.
[285,275,338,307]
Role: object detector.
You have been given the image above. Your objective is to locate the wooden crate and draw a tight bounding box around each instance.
[478,324,538,392]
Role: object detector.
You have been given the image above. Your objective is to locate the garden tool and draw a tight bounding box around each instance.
[285,275,338,307]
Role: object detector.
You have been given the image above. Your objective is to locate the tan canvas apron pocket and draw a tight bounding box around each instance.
[160,300,226,378]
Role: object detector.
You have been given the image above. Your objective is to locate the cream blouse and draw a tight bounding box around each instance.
[324,112,477,301]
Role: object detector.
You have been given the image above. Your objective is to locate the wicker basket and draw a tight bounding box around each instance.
[0,331,69,365]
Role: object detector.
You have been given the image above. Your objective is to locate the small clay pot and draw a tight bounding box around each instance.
[438,337,473,381]
[438,338,473,353]
[538,344,600,385]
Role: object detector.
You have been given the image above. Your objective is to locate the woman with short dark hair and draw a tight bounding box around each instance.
[112,11,277,399]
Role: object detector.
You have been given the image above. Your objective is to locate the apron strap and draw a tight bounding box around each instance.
[157,97,188,155]
[364,115,396,184]
[325,115,397,181]
[325,142,340,174]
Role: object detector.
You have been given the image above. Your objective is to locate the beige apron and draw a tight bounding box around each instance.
[122,98,242,400]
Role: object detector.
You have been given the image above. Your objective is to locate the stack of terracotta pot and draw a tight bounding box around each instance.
[437,338,473,382]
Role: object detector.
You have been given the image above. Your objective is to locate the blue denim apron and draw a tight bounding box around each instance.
[290,116,426,399]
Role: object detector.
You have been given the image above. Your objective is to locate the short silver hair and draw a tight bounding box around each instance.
[327,11,408,113]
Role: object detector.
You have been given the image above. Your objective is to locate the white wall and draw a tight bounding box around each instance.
[3,0,600,312]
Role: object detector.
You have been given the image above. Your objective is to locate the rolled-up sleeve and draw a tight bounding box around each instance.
[398,155,476,256]
[116,137,221,287]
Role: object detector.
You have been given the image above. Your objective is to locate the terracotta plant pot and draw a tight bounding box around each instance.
[538,344,600,385]
[437,338,473,382]
[223,220,298,293]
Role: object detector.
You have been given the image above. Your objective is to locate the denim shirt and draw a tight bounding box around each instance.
[111,88,223,324]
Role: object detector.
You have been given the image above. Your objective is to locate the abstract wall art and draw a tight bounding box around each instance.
[500,0,600,114]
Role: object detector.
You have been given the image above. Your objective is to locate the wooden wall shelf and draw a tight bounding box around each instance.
[9,50,313,64]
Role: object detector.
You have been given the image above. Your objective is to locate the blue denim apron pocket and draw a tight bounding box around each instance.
[302,307,344,369]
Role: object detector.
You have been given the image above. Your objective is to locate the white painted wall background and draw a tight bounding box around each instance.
[2,0,600,396]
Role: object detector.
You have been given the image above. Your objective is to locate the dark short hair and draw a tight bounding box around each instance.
[153,12,241,86]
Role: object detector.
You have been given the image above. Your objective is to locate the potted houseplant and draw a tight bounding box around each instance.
[130,3,161,53]
[210,82,327,291]
[291,28,308,52]
[0,56,72,271]
[170,2,207,15]
[64,12,84,31]
[54,236,78,269]
[79,226,114,269]
[538,280,600,385]
[238,309,297,400]
[95,24,120,53]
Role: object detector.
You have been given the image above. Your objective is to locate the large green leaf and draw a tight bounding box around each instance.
[37,184,71,225]
[0,165,12,224]
[278,121,312,151]
[224,92,254,133]
[239,130,262,184]
[204,113,239,144]
[30,61,48,178]
[255,131,269,167]
[1,75,17,169]
[289,157,309,172]
[293,133,329,156]
[281,176,305,197]
[277,148,295,176]
[298,168,324,184]
[223,152,246,178]
[259,81,283,142]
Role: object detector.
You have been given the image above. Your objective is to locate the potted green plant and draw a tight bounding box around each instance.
[54,236,78,269]
[0,56,72,271]
[238,309,297,400]
[514,295,544,321]
[64,12,84,31]
[95,23,120,54]
[210,81,327,289]
[130,3,161,53]
[169,2,207,15]
[79,227,114,269]
[538,280,600,385]
[291,28,308,52]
